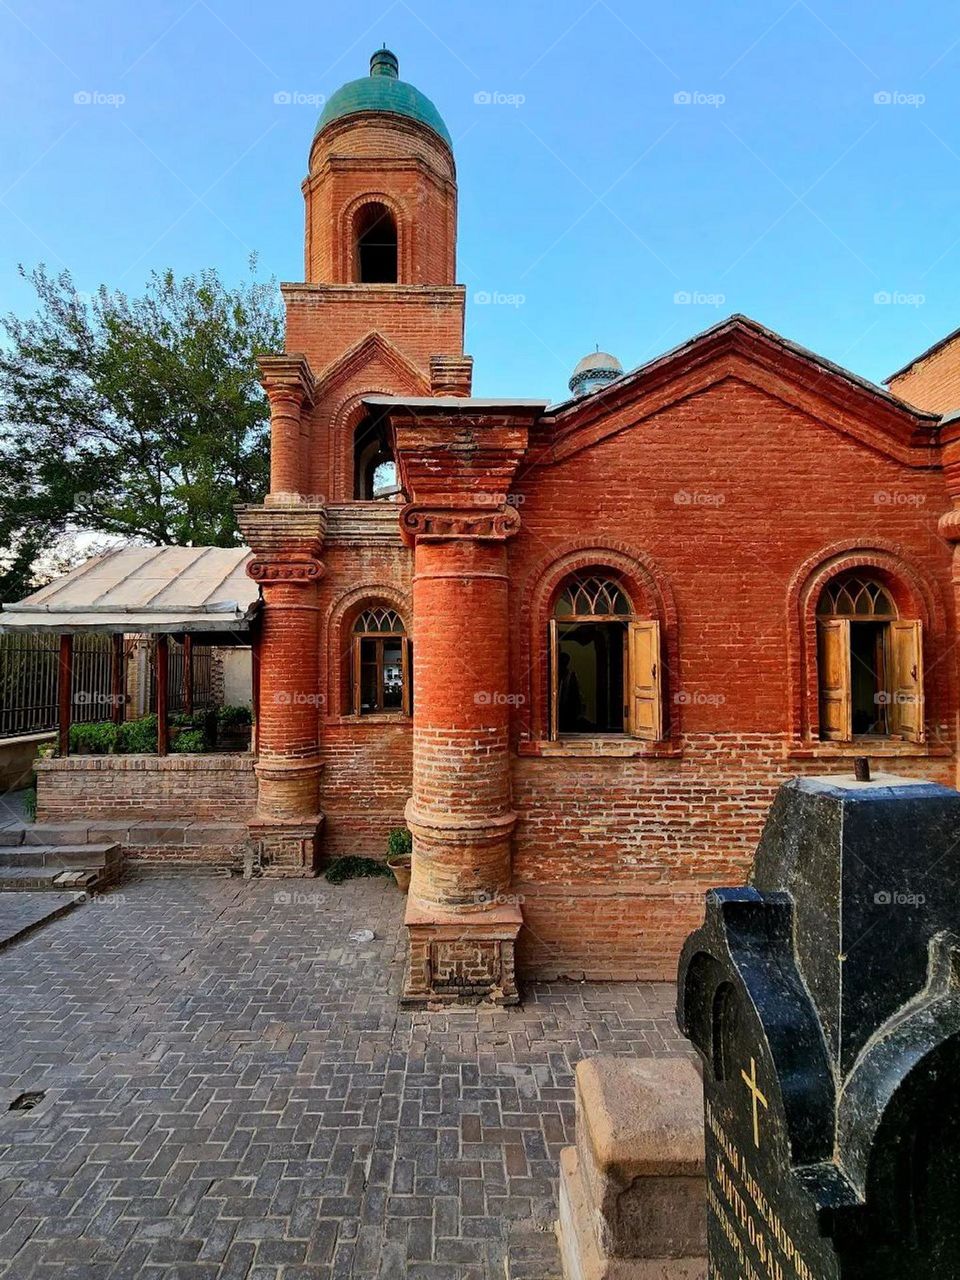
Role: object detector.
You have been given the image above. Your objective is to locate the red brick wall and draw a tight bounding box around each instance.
[36,754,257,821]
[887,333,960,414]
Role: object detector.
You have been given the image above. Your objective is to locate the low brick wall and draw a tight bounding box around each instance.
[35,755,257,865]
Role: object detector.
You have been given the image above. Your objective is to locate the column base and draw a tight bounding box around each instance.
[248,815,324,877]
[402,898,522,1006]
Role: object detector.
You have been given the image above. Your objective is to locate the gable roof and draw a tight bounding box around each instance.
[548,315,939,423]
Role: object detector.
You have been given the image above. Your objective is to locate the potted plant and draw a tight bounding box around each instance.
[386,826,412,893]
[216,704,252,751]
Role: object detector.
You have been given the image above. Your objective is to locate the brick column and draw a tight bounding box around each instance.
[259,354,316,500]
[382,396,545,1004]
[237,501,326,876]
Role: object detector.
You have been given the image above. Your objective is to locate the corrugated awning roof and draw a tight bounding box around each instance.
[0,545,259,634]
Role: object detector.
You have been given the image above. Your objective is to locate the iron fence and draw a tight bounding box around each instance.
[0,633,215,740]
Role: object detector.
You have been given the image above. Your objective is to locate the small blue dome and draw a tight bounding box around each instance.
[315,49,452,149]
[569,351,624,398]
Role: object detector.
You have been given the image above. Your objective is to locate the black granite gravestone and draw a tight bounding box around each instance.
[678,773,960,1279]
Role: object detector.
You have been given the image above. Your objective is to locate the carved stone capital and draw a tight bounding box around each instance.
[399,502,521,545]
[247,556,324,585]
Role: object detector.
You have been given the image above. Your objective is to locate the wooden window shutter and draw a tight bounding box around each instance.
[889,620,924,743]
[402,638,412,717]
[817,619,851,741]
[628,620,663,742]
[548,619,559,741]
[352,637,362,717]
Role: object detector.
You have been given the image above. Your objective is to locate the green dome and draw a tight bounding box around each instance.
[315,49,452,149]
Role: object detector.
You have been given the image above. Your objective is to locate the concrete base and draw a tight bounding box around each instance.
[249,816,323,877]
[402,898,521,1005]
[557,1057,706,1280]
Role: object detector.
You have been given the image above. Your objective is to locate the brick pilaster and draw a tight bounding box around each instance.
[259,354,316,500]
[237,500,327,875]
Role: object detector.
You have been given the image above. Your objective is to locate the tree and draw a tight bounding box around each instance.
[0,260,282,602]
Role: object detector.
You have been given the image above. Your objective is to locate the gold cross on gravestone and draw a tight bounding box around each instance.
[741,1056,768,1149]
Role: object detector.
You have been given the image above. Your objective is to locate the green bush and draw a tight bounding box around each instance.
[69,720,118,754]
[387,827,412,858]
[217,704,252,728]
[324,856,391,884]
[23,787,37,822]
[116,714,158,753]
[171,729,206,754]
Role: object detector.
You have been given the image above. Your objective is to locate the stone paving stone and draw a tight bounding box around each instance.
[0,892,84,951]
[0,871,688,1278]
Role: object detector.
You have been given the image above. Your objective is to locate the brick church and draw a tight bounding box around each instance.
[234,47,960,1003]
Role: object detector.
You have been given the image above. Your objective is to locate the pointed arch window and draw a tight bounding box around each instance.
[352,606,411,715]
[354,202,398,284]
[816,573,923,742]
[549,569,662,741]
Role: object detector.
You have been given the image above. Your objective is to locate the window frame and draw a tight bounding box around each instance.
[350,609,411,718]
[548,574,663,743]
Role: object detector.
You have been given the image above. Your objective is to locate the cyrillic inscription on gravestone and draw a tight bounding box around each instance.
[678,774,960,1279]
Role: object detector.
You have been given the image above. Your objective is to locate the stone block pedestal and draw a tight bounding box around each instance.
[402,898,521,1005]
[249,816,323,877]
[557,1056,706,1280]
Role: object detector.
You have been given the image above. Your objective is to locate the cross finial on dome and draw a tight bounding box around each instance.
[370,47,399,79]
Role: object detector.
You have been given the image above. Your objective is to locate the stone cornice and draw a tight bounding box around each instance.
[235,501,327,559]
[258,353,317,408]
[399,501,521,544]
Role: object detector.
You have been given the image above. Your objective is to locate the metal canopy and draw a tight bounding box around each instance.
[0,545,259,635]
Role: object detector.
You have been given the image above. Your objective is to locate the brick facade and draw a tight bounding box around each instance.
[886,328,960,415]
[236,52,960,989]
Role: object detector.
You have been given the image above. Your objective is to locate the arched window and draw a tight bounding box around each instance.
[816,572,923,741]
[352,606,410,715]
[354,202,398,284]
[549,569,662,741]
[353,412,399,500]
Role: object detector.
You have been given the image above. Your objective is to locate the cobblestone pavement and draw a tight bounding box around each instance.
[0,872,687,1279]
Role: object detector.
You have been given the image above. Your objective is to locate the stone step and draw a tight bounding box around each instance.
[0,844,121,870]
[0,823,91,848]
[0,866,102,891]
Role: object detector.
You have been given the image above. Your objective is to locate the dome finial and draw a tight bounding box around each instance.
[370,47,399,79]
[569,350,624,398]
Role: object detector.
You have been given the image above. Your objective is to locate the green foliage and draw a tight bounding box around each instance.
[324,856,392,885]
[387,827,413,858]
[0,260,282,602]
[171,729,206,754]
[69,719,119,753]
[115,714,158,754]
[217,704,252,728]
[22,787,37,822]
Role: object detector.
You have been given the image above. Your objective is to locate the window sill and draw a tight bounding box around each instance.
[786,739,953,760]
[334,714,411,726]
[517,737,683,759]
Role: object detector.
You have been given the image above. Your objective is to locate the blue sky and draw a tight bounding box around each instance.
[1,0,958,401]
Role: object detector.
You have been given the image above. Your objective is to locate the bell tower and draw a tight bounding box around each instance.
[303,47,458,287]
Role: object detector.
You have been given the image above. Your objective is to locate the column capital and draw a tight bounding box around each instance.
[258,352,317,409]
[236,501,327,583]
[399,500,521,546]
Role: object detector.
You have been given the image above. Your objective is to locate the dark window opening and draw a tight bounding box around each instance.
[557,620,626,734]
[850,620,888,736]
[354,413,399,500]
[355,202,398,283]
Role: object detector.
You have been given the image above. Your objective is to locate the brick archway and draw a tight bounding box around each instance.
[324,582,411,718]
